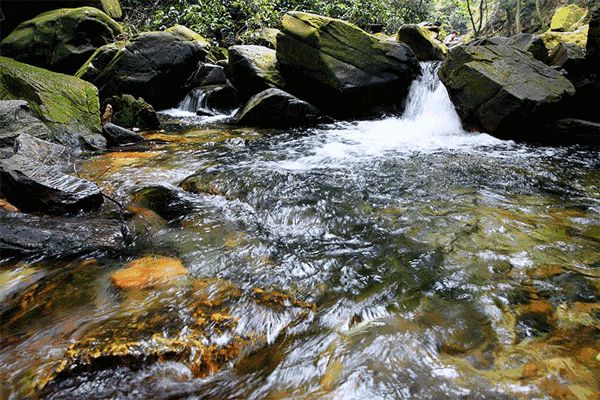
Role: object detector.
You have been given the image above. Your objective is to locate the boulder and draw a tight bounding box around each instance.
[185,63,227,88]
[130,185,193,221]
[276,12,420,117]
[102,122,144,146]
[0,57,105,151]
[549,42,586,72]
[203,84,240,112]
[0,211,129,258]
[472,33,549,63]
[0,155,103,214]
[227,45,283,100]
[76,25,210,109]
[0,7,123,75]
[397,24,447,61]
[540,25,589,53]
[102,94,159,130]
[0,0,122,34]
[208,47,228,63]
[550,4,587,32]
[235,88,324,128]
[0,100,52,148]
[439,45,575,141]
[546,118,600,145]
[245,28,281,49]
[14,134,76,172]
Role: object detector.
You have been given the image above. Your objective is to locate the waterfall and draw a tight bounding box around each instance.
[178,88,208,113]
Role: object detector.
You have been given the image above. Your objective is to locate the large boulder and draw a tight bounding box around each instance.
[102,94,160,130]
[76,25,210,109]
[472,33,549,63]
[0,0,122,34]
[550,4,587,32]
[0,100,52,148]
[235,88,324,128]
[227,45,283,100]
[540,26,589,53]
[0,155,104,214]
[397,24,447,61]
[0,57,105,151]
[439,45,575,141]
[276,12,420,117]
[0,7,123,75]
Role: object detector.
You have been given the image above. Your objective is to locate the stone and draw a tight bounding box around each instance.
[0,100,52,148]
[203,84,241,112]
[540,25,589,53]
[14,134,76,172]
[397,24,447,61]
[245,28,281,49]
[439,45,575,141]
[76,25,210,109]
[130,185,193,221]
[0,57,105,151]
[185,63,227,88]
[0,211,129,258]
[549,42,586,72]
[550,4,587,32]
[0,155,104,214]
[111,256,188,289]
[235,88,323,128]
[276,12,420,117]
[472,33,549,63]
[227,45,283,100]
[102,122,145,146]
[0,7,123,75]
[102,94,160,130]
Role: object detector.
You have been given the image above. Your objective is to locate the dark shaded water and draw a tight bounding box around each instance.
[2,64,600,399]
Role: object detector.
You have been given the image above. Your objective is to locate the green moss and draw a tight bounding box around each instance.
[541,25,589,52]
[166,24,211,47]
[550,4,587,32]
[100,0,123,19]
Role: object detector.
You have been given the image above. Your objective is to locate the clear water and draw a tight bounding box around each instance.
[2,63,600,399]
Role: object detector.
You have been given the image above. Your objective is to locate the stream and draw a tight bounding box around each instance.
[2,63,600,399]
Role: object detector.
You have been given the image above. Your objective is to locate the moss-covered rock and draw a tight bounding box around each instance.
[227,45,283,101]
[439,45,575,142]
[550,4,587,32]
[397,24,448,61]
[0,7,122,75]
[102,94,159,130]
[540,25,589,53]
[0,57,105,151]
[472,33,549,63]
[244,28,281,49]
[276,12,420,117]
[76,25,210,109]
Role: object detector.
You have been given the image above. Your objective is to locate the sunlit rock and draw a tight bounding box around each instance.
[111,256,189,289]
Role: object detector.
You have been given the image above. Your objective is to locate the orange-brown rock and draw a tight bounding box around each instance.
[111,256,188,289]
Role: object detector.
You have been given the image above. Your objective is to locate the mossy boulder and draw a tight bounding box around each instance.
[550,4,587,32]
[439,45,575,142]
[540,25,589,53]
[76,25,210,109]
[102,94,159,130]
[1,0,122,34]
[0,7,122,75]
[397,24,448,61]
[276,12,420,117]
[0,57,105,151]
[227,45,283,101]
[472,33,549,63]
[244,28,281,49]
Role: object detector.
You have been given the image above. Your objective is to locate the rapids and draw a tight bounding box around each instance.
[1,63,600,399]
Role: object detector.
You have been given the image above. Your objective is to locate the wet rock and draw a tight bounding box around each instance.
[131,185,193,221]
[0,155,103,214]
[102,122,145,146]
[203,84,241,112]
[111,256,188,289]
[397,24,447,61]
[0,100,52,148]
[186,63,227,88]
[0,7,123,75]
[550,4,587,32]
[102,94,160,131]
[277,12,420,117]
[439,45,575,142]
[0,211,129,258]
[227,45,283,101]
[0,57,106,151]
[235,88,324,128]
[76,25,210,110]
[14,134,76,172]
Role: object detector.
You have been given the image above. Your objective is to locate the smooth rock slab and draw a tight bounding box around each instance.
[14,134,76,172]
[0,100,52,148]
[102,122,144,146]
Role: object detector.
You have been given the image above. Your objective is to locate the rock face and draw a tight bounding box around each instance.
[102,94,160,130]
[102,122,144,146]
[276,12,420,117]
[227,45,283,100]
[397,24,447,61]
[0,57,105,151]
[549,42,586,73]
[472,33,549,63]
[235,88,323,128]
[0,101,52,148]
[76,25,210,109]
[0,211,129,258]
[439,45,575,141]
[0,7,123,75]
[0,0,122,34]
[550,4,587,32]
[0,155,103,214]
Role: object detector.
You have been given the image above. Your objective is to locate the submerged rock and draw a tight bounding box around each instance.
[76,25,210,110]
[0,100,52,148]
[0,57,105,151]
[102,94,160,130]
[276,12,420,117]
[111,256,188,289]
[397,24,447,61]
[0,211,129,258]
[102,122,145,146]
[235,88,324,128]
[227,45,283,100]
[130,185,193,221]
[0,155,103,214]
[439,45,575,142]
[0,7,123,75]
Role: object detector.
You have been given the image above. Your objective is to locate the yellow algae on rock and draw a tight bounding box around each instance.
[111,256,188,289]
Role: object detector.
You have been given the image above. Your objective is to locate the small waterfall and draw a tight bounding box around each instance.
[177,88,209,113]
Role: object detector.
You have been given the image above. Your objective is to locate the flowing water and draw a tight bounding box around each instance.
[2,63,600,399]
